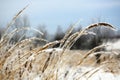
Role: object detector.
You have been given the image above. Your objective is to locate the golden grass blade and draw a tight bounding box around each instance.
[1,5,29,42]
[5,5,29,33]
[7,37,47,52]
[62,32,79,49]
[0,27,29,49]
[7,27,44,43]
[59,26,74,48]
[85,22,116,31]
[35,40,61,53]
[78,45,108,65]
[62,22,116,50]
[0,37,47,64]
[31,27,44,36]
[60,20,80,48]
[77,65,104,80]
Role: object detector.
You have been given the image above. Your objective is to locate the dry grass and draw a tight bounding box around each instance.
[0,6,120,80]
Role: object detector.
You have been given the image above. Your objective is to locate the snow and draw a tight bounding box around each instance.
[88,71,120,80]
[28,54,35,61]
[103,40,120,50]
[43,48,63,52]
[33,75,41,80]
[56,66,120,80]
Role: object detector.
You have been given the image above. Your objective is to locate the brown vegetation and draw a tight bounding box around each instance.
[0,6,120,80]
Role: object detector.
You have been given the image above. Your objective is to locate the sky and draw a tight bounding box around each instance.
[0,0,120,34]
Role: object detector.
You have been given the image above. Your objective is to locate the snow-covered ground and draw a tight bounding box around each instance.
[42,48,63,52]
[33,66,120,80]
[103,39,120,50]
[32,48,120,80]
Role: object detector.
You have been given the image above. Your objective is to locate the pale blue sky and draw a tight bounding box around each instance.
[0,0,120,34]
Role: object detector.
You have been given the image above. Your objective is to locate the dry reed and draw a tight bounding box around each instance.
[0,6,119,80]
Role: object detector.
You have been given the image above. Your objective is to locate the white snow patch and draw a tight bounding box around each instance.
[33,75,41,80]
[28,54,35,61]
[103,40,120,50]
[88,71,120,80]
[43,48,63,52]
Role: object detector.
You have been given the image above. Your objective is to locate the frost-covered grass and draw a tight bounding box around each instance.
[0,6,120,80]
